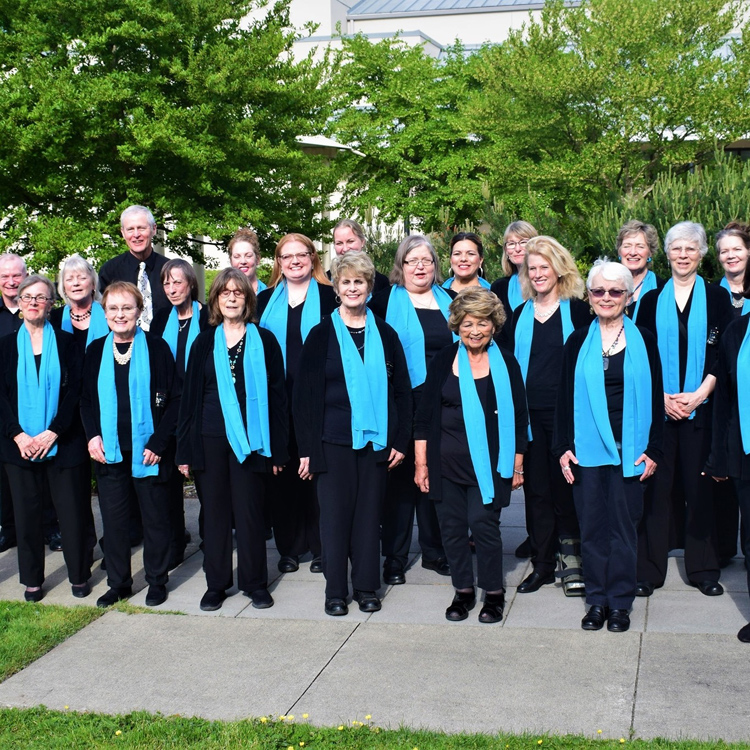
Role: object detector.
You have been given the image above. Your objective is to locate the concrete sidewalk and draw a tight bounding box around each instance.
[0,490,749,742]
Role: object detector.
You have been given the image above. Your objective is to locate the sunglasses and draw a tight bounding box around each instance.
[589,288,627,300]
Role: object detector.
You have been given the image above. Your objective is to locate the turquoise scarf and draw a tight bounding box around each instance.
[507,274,524,311]
[737,320,750,455]
[386,284,456,388]
[61,301,109,349]
[17,322,60,461]
[331,309,388,451]
[213,324,270,463]
[514,299,574,381]
[442,276,491,290]
[655,277,707,420]
[573,318,651,476]
[259,279,321,372]
[98,329,158,478]
[720,277,750,316]
[162,302,201,370]
[458,341,515,504]
[256,279,267,294]
[631,270,658,323]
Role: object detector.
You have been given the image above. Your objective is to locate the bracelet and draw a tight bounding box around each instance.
[513,469,524,475]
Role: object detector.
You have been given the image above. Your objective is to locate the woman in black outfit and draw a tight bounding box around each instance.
[615,220,665,323]
[415,288,527,623]
[81,281,180,608]
[178,269,288,612]
[635,222,733,598]
[294,252,412,615]
[369,234,454,585]
[0,275,91,601]
[257,234,336,575]
[507,236,591,597]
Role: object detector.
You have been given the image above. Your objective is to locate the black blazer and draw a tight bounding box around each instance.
[413,342,528,508]
[293,315,413,473]
[81,333,180,480]
[551,324,664,465]
[98,250,170,318]
[0,328,87,468]
[625,274,666,320]
[490,275,520,347]
[255,281,337,322]
[176,324,289,472]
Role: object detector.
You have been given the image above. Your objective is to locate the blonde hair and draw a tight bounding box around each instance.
[330,252,375,294]
[448,287,506,334]
[520,236,584,301]
[501,221,538,277]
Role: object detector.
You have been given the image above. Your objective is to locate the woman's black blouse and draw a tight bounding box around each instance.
[604,348,625,444]
[489,275,518,346]
[114,343,133,451]
[150,305,210,383]
[200,335,247,437]
[49,306,99,350]
[625,274,666,320]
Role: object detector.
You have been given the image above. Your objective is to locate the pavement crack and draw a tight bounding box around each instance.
[630,623,645,739]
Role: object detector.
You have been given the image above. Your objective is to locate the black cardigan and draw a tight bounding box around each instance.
[413,342,529,508]
[293,314,413,473]
[149,304,210,339]
[176,324,289,471]
[706,315,750,479]
[551,324,664,465]
[81,333,180,480]
[0,328,87,468]
[255,282,337,322]
[489,275,520,347]
[625,274,666,320]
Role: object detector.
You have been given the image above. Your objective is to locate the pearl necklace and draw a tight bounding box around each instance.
[533,300,559,320]
[113,339,134,366]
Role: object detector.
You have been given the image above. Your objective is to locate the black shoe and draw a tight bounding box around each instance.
[248,588,274,609]
[96,587,132,608]
[607,609,630,632]
[581,605,608,630]
[310,556,323,573]
[635,581,655,597]
[71,582,91,599]
[446,589,476,622]
[200,589,227,611]
[478,592,505,624]
[24,588,44,603]
[383,561,405,585]
[353,590,381,612]
[690,580,724,596]
[0,530,17,553]
[514,537,533,558]
[145,584,167,607]
[738,622,750,643]
[517,570,555,594]
[422,557,451,576]
[277,556,299,573]
[47,531,63,552]
[325,598,348,616]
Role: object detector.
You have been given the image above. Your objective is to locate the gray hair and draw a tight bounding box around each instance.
[58,254,101,303]
[18,274,56,302]
[0,253,27,274]
[389,234,442,286]
[664,221,708,257]
[587,258,634,295]
[120,205,156,229]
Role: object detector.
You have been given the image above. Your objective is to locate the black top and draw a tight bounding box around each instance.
[490,275,520,347]
[604,348,625,444]
[113,342,133,451]
[507,298,593,411]
[551,324,664,464]
[625,274,666,320]
[98,250,170,320]
[413,342,529,508]
[200,335,247,437]
[0,328,87,468]
[293,314,413,473]
[149,304,210,383]
[711,280,746,321]
[0,300,23,339]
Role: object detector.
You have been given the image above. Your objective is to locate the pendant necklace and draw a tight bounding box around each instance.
[602,324,624,371]
[228,336,245,383]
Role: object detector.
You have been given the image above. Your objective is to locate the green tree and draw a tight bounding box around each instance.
[0,0,338,269]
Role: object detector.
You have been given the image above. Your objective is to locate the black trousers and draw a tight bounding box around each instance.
[734,479,750,603]
[194,436,267,593]
[315,442,386,600]
[637,419,720,586]
[5,461,92,587]
[573,465,644,609]
[435,478,504,591]
[525,409,580,574]
[1,464,59,538]
[94,454,170,589]
[165,468,186,561]
[381,440,444,569]
[715,478,739,561]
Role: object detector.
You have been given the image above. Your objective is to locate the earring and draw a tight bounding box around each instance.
[618,256,621,261]
[647,256,652,263]
[335,294,341,304]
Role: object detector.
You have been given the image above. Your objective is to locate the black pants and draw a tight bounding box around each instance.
[525,409,580,574]
[315,442,386,600]
[637,419,719,586]
[165,468,186,561]
[435,478,504,591]
[573,465,643,609]
[715,478,739,561]
[1,464,59,539]
[734,479,750,603]
[94,454,170,589]
[5,461,91,587]
[194,436,267,593]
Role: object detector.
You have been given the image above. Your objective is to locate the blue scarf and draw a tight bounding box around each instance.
[256,279,267,294]
[213,324,270,463]
[514,298,574,382]
[98,329,158,478]
[386,284,456,388]
[737,320,750,455]
[331,309,388,451]
[458,341,516,504]
[61,301,109,349]
[507,274,524,311]
[259,279,321,372]
[720,277,750,316]
[162,302,201,369]
[17,322,60,461]
[442,276,491,290]
[573,318,651,476]
[656,277,707,420]
[631,270,659,323]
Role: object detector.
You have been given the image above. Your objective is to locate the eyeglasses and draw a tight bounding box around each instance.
[668,245,701,257]
[589,288,627,300]
[403,258,435,268]
[504,240,529,250]
[19,295,51,304]
[219,289,245,299]
[105,305,138,315]
[279,252,311,263]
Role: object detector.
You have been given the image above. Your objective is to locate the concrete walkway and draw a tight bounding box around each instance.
[0,490,749,742]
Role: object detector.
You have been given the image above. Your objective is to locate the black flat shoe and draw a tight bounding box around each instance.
[47,531,63,552]
[738,622,750,643]
[310,557,323,573]
[690,580,724,596]
[200,589,227,611]
[71,582,91,599]
[325,598,348,616]
[445,589,476,622]
[607,609,630,632]
[517,570,555,594]
[24,588,44,603]
[277,556,299,574]
[96,587,132,608]
[353,590,381,612]
[422,557,451,576]
[581,605,608,630]
[635,581,655,597]
[478,592,504,624]
[383,561,405,585]
[248,588,274,609]
[145,584,168,607]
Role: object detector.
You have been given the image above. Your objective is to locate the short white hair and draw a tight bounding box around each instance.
[0,253,27,274]
[120,205,156,229]
[587,258,634,295]
[58,254,101,302]
[664,221,708,257]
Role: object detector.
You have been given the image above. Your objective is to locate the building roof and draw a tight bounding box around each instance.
[348,0,548,18]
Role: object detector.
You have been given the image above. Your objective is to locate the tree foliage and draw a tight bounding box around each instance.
[0,0,338,269]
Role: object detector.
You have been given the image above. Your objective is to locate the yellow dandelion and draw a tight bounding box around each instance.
[597,730,602,735]
[338,725,344,731]
[279,715,286,721]
[300,744,306,748]
[287,746,293,750]
[538,741,543,746]
[365,714,372,720]
[302,713,309,719]
[288,715,294,721]
[620,740,626,744]
[260,717,268,724]
[115,730,122,736]
[64,706,69,710]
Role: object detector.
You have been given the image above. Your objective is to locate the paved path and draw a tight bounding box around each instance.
[0,491,749,742]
